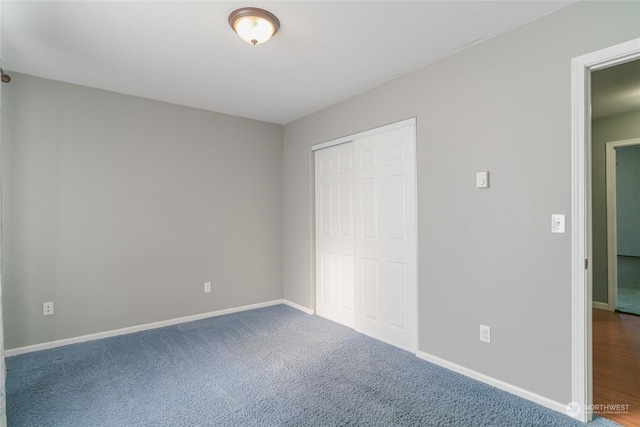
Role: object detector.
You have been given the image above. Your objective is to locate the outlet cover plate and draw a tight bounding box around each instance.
[480,325,491,343]
[43,301,54,316]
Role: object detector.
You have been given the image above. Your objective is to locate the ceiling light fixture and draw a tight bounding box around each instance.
[228,7,280,46]
[0,68,10,83]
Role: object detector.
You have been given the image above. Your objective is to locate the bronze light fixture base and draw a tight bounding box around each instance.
[228,7,280,45]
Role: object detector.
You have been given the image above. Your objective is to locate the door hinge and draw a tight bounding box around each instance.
[585,259,589,269]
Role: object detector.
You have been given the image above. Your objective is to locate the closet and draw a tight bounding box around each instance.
[313,119,417,352]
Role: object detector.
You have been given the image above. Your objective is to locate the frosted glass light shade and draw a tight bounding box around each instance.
[229,8,280,45]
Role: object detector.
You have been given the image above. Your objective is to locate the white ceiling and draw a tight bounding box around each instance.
[2,1,579,125]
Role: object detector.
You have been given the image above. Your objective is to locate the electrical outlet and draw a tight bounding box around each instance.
[480,325,491,343]
[204,282,211,293]
[43,301,54,316]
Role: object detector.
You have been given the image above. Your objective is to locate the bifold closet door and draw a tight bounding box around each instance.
[315,142,356,328]
[315,122,416,352]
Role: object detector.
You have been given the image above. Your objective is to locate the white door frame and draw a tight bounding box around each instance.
[571,38,640,422]
[606,138,640,311]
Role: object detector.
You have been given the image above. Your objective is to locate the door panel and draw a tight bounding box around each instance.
[362,258,379,320]
[388,261,407,329]
[361,179,378,239]
[319,185,332,235]
[339,183,353,236]
[387,175,406,240]
[339,254,354,310]
[354,125,417,352]
[315,142,356,328]
[320,252,333,304]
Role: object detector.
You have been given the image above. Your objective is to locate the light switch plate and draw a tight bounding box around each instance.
[476,171,489,188]
[551,214,565,233]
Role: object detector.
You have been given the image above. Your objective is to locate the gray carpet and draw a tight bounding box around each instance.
[7,305,618,426]
[616,255,640,316]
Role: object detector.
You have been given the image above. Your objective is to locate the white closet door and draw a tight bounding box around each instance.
[315,142,356,328]
[354,125,417,352]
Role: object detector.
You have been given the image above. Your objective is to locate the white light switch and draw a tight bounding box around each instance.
[551,214,565,233]
[476,171,489,188]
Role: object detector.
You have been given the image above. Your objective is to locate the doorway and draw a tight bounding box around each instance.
[591,80,640,424]
[571,38,640,423]
[313,119,417,352]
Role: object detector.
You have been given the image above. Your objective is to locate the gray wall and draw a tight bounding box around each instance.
[2,73,283,349]
[616,145,640,257]
[592,110,640,303]
[282,1,640,404]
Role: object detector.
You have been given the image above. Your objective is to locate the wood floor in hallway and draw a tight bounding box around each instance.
[593,309,640,427]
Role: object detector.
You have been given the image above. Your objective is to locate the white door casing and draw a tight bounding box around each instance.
[571,38,640,423]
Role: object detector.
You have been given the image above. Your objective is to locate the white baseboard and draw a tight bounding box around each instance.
[592,301,610,311]
[5,299,568,419]
[415,351,567,416]
[6,299,291,357]
[282,299,315,315]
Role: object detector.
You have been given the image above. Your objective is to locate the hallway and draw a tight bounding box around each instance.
[593,309,640,427]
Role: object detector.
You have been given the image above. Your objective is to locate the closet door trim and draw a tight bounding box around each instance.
[311,117,416,152]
